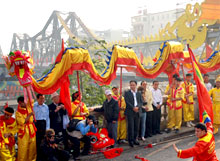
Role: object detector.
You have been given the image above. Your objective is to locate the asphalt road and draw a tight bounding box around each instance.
[97,132,220,161]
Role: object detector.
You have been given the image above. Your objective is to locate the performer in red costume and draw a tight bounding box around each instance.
[173,111,219,161]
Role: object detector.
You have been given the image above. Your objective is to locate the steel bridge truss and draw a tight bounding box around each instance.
[10,11,98,67]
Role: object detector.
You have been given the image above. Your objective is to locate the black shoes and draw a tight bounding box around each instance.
[129,141,134,147]
[175,129,179,133]
[129,140,140,147]
[157,131,163,134]
[152,132,157,135]
[146,134,152,137]
[134,140,140,145]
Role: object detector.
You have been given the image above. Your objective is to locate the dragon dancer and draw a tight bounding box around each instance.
[182,73,195,127]
[16,96,37,161]
[112,86,127,143]
[209,75,220,134]
[71,91,89,120]
[165,77,185,133]
[173,112,219,161]
[0,107,17,161]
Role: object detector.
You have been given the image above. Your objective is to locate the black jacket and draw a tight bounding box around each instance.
[40,139,70,161]
[48,103,67,134]
[94,98,119,123]
[124,90,143,115]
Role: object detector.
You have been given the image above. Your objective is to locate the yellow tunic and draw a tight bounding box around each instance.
[113,94,127,140]
[181,82,195,122]
[16,103,37,161]
[166,85,185,129]
[209,88,220,133]
[0,116,17,161]
[71,100,89,120]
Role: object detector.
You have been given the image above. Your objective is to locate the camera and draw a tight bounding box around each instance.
[94,120,99,125]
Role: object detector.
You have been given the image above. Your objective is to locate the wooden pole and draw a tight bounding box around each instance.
[119,67,123,107]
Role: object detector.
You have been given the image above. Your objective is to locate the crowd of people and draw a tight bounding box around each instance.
[0,73,219,161]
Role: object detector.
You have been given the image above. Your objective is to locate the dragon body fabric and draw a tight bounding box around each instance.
[3,41,220,116]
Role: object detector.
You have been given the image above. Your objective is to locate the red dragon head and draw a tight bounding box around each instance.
[3,50,34,87]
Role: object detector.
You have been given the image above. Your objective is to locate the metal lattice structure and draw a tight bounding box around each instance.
[0,46,4,64]
[10,11,99,68]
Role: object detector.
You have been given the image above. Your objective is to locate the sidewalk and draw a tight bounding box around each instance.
[78,126,195,161]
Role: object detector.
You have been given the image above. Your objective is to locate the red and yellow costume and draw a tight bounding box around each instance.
[209,87,220,134]
[166,84,185,129]
[16,103,37,161]
[112,94,127,140]
[177,114,219,161]
[71,100,89,120]
[182,82,195,122]
[0,115,17,161]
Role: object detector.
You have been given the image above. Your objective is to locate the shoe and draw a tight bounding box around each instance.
[152,132,157,135]
[186,122,192,127]
[141,137,146,141]
[120,139,128,144]
[134,140,140,145]
[165,128,171,133]
[190,121,195,126]
[146,134,152,137]
[157,131,163,134]
[175,129,179,133]
[129,141,134,147]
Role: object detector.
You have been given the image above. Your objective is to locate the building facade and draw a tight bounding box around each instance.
[131,8,184,38]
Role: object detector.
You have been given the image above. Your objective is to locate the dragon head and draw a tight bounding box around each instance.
[3,50,34,87]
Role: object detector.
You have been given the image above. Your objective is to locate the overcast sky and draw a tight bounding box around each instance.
[0,0,203,54]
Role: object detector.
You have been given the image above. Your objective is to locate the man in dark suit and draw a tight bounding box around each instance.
[124,80,143,147]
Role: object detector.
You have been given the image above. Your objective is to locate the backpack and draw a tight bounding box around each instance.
[67,119,81,132]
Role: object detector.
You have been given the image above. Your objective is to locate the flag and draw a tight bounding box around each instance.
[187,45,213,123]
[55,39,65,64]
[140,50,144,64]
[205,43,212,59]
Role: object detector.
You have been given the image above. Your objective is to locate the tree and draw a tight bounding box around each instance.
[68,38,111,107]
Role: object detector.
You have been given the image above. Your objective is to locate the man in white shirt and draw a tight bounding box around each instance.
[151,80,163,135]
[204,74,213,92]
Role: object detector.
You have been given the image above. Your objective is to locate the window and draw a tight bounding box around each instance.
[152,16,154,21]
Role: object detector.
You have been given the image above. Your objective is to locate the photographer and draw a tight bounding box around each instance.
[40,129,70,161]
[66,115,97,159]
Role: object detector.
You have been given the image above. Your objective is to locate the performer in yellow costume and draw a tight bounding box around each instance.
[16,96,37,161]
[209,76,220,134]
[182,73,195,127]
[0,107,17,161]
[112,86,127,143]
[71,91,89,120]
[165,77,185,133]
